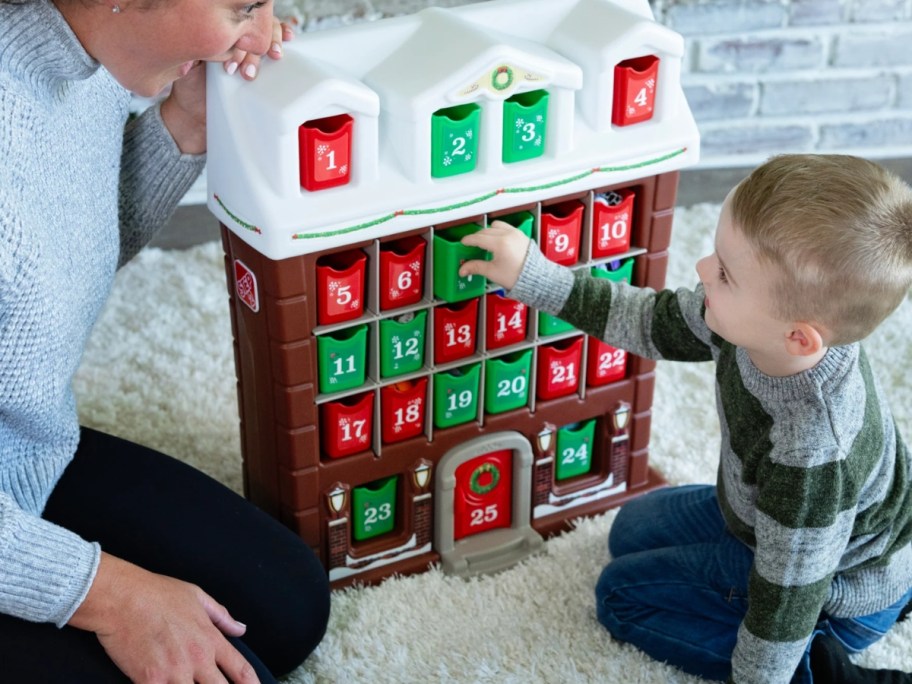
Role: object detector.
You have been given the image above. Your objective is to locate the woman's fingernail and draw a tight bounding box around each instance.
[271,42,282,55]
[244,64,257,79]
[225,61,238,75]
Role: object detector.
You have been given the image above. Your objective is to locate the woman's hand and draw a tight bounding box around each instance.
[160,17,294,155]
[224,18,294,81]
[69,552,258,684]
[160,60,208,155]
[459,220,532,291]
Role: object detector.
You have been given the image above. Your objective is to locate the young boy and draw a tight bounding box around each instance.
[459,154,912,683]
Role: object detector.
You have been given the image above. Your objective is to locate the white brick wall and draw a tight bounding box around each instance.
[667,0,912,167]
[280,0,912,168]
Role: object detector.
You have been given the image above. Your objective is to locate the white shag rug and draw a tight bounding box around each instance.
[73,203,912,682]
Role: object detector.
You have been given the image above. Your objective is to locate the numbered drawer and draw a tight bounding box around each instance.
[484,349,532,415]
[433,297,479,365]
[379,310,427,379]
[299,113,353,192]
[592,258,635,284]
[495,209,535,238]
[612,55,659,127]
[502,89,548,164]
[380,377,428,444]
[540,200,584,266]
[431,103,480,178]
[587,339,627,387]
[485,292,528,350]
[555,419,596,481]
[379,235,426,310]
[538,310,575,337]
[316,324,369,394]
[537,336,584,401]
[453,450,513,541]
[352,476,398,542]
[316,249,367,326]
[433,362,481,429]
[320,391,374,459]
[592,189,635,258]
[433,223,487,302]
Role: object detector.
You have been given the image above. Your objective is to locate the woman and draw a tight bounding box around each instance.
[0,0,330,681]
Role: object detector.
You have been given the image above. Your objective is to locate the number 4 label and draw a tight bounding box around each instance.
[613,56,659,127]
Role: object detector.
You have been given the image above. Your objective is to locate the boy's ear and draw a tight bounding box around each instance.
[784,322,827,357]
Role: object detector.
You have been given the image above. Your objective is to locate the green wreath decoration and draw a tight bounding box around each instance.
[491,65,514,92]
[469,462,501,495]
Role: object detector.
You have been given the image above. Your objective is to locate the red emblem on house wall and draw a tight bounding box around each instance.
[234,259,259,313]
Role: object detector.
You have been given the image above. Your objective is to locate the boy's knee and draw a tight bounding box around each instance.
[595,559,633,608]
[607,501,649,558]
[594,562,634,638]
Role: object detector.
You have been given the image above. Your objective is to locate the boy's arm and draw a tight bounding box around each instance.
[461,222,714,362]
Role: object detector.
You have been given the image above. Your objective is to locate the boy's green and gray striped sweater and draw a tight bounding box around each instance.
[510,242,912,684]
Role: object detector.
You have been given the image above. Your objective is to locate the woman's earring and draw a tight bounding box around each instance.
[111,4,122,12]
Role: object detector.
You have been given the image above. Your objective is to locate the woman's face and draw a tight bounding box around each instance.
[95,0,275,96]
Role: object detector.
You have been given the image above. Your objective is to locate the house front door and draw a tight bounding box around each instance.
[453,449,513,540]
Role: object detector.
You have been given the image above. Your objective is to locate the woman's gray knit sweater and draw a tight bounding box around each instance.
[0,0,204,626]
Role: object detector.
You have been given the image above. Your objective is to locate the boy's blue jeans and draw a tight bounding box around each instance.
[595,484,912,682]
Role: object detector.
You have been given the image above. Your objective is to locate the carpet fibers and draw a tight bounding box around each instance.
[74,203,912,682]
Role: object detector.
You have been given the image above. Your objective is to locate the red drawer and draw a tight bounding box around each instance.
[316,249,366,326]
[380,378,428,444]
[485,292,528,350]
[433,298,479,365]
[592,189,634,258]
[320,392,374,459]
[586,338,628,387]
[612,56,659,127]
[299,113,353,191]
[540,200,584,266]
[537,336,584,400]
[379,235,426,310]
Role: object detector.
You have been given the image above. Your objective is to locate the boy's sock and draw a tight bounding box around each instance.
[810,634,911,683]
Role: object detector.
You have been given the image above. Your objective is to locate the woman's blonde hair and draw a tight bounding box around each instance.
[731,154,912,345]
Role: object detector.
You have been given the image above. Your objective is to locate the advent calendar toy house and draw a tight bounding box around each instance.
[207,0,699,587]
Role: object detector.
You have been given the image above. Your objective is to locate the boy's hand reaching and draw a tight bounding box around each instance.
[459,220,531,291]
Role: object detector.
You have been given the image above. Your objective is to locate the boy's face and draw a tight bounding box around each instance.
[696,192,790,358]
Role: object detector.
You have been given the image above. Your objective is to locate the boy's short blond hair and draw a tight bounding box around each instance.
[731,154,912,345]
